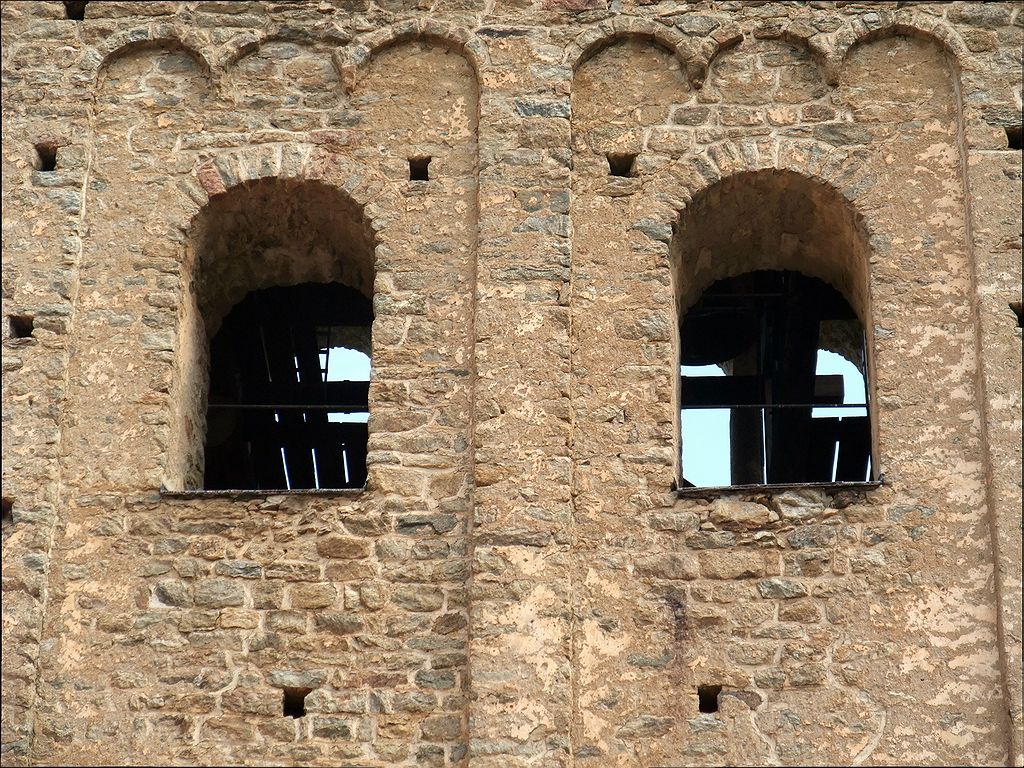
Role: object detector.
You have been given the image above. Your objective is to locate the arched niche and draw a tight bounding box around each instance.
[572,37,689,168]
[228,38,344,117]
[95,41,211,159]
[840,33,958,125]
[97,40,211,107]
[167,177,376,490]
[703,36,829,110]
[356,37,479,181]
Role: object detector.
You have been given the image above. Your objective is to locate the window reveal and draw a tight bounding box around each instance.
[203,283,372,491]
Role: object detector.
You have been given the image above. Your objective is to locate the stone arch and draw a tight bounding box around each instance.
[701,33,831,115]
[587,135,880,446]
[830,11,971,82]
[566,17,742,89]
[351,32,479,186]
[335,19,486,94]
[93,24,214,83]
[218,25,350,71]
[743,19,833,86]
[671,167,878,486]
[567,18,688,72]
[837,29,960,130]
[165,146,402,490]
[672,166,873,324]
[634,137,882,254]
[571,32,690,165]
[179,144,399,238]
[224,35,345,113]
[93,32,213,166]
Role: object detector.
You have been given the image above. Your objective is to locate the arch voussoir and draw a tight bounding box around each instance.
[186,144,401,239]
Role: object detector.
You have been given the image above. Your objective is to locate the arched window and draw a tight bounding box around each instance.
[680,270,871,487]
[673,170,876,490]
[204,283,371,491]
[168,177,376,493]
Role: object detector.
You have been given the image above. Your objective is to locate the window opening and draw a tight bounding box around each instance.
[409,157,431,181]
[8,315,34,339]
[1006,126,1022,151]
[680,270,872,488]
[607,152,637,178]
[203,283,372,491]
[1011,301,1023,329]
[282,687,313,718]
[698,685,722,714]
[34,144,57,172]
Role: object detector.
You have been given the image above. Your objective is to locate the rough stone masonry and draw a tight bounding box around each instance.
[1,1,1022,766]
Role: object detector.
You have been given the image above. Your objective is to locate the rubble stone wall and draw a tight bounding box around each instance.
[2,2,1021,766]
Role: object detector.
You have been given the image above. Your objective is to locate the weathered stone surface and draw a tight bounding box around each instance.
[193,579,244,608]
[267,670,328,689]
[314,611,364,635]
[1,3,1020,768]
[757,578,809,600]
[786,524,837,549]
[635,553,700,581]
[615,715,675,738]
[316,535,372,560]
[709,499,776,530]
[289,583,338,610]
[700,551,769,580]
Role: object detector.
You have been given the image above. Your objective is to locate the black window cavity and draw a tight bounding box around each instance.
[679,270,872,488]
[203,283,372,491]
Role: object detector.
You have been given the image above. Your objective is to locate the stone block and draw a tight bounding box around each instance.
[708,499,776,530]
[635,553,699,580]
[757,578,809,599]
[289,583,338,610]
[193,579,243,608]
[699,551,768,580]
[316,535,372,559]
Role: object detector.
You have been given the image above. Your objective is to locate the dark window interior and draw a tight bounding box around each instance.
[204,283,372,491]
[680,270,871,487]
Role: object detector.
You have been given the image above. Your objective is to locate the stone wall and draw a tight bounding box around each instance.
[1,2,1021,766]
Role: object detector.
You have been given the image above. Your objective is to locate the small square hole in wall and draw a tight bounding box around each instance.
[698,685,722,714]
[64,2,88,20]
[1006,126,1022,151]
[2,498,13,528]
[34,143,57,172]
[1011,301,1023,329]
[9,315,34,339]
[282,687,313,718]
[409,157,431,181]
[607,152,637,178]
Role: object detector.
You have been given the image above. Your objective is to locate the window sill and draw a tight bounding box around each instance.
[160,487,365,500]
[675,480,882,499]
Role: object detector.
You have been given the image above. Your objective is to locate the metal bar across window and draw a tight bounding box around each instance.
[681,403,868,410]
[208,403,368,410]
